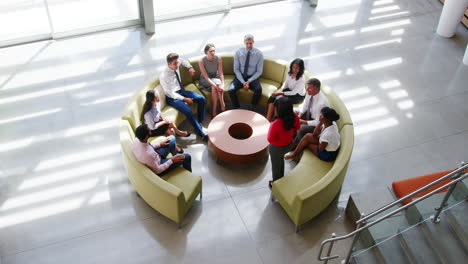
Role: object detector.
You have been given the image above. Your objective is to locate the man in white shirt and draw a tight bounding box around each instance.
[228,34,264,109]
[160,53,207,139]
[293,78,329,145]
[132,124,191,175]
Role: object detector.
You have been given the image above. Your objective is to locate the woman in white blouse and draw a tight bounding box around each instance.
[266,58,306,121]
[140,90,190,153]
[284,106,341,162]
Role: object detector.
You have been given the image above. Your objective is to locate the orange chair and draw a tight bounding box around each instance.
[392,170,453,205]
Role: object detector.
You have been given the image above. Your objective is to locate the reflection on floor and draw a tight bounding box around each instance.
[0,0,467,263]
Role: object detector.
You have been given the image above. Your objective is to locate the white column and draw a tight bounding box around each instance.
[142,0,155,35]
[463,45,468,65]
[436,0,468,38]
[309,0,318,7]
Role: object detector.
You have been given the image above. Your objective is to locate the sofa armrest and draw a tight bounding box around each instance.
[122,150,186,221]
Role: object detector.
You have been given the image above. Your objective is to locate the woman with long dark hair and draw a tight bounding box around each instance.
[140,90,190,152]
[266,58,306,121]
[285,106,340,162]
[267,97,300,188]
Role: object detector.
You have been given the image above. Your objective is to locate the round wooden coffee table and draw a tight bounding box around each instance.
[207,109,270,164]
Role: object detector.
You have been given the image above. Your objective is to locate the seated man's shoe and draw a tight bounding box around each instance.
[176,145,184,154]
[198,130,208,141]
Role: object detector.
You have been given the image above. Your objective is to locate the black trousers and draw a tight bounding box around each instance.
[228,77,262,108]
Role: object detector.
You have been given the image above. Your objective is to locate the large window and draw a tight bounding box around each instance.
[153,0,283,21]
[0,0,51,43]
[47,0,139,33]
[0,0,284,47]
[153,0,230,20]
[0,0,140,47]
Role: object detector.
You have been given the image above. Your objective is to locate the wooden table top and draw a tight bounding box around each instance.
[207,109,270,156]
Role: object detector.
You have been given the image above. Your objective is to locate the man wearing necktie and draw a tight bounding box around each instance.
[292,78,329,147]
[228,34,264,110]
[160,53,207,139]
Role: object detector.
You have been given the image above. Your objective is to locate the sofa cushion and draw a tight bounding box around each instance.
[122,99,143,131]
[262,57,288,84]
[178,65,193,87]
[221,54,234,75]
[213,75,281,106]
[188,56,204,82]
[275,159,333,207]
[162,167,201,203]
[296,124,355,198]
[120,119,199,202]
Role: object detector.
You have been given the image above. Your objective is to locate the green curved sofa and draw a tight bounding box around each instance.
[120,77,203,227]
[271,73,354,230]
[119,54,353,229]
[183,54,289,107]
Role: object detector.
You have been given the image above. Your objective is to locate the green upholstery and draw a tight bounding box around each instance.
[272,124,354,226]
[271,70,354,227]
[190,55,286,107]
[119,120,202,224]
[120,71,203,225]
[120,54,353,227]
[262,56,288,84]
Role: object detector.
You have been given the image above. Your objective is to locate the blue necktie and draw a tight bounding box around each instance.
[243,51,251,79]
[305,96,314,120]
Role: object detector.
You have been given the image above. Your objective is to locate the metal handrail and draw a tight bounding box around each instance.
[318,170,467,263]
[357,163,467,224]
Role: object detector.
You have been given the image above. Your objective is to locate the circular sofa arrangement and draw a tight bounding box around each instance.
[119,54,354,229]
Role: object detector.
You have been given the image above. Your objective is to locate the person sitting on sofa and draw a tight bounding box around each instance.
[140,90,190,153]
[199,43,226,117]
[160,53,207,139]
[284,106,340,162]
[266,58,306,121]
[292,78,329,147]
[228,34,264,110]
[132,124,192,175]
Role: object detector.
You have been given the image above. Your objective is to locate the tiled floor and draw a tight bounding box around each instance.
[0,0,467,263]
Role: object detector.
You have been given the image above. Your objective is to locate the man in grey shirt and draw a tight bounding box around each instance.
[228,34,264,109]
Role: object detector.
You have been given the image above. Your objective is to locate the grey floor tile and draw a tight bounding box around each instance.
[0,0,467,261]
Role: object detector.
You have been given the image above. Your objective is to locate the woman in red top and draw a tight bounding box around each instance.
[267,97,300,188]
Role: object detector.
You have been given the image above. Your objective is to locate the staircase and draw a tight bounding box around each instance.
[351,199,468,264]
[317,164,468,264]
[349,177,468,264]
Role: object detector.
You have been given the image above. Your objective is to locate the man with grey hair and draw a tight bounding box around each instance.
[228,34,264,109]
[292,78,329,147]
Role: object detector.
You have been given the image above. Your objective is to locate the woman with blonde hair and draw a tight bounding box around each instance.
[199,43,225,117]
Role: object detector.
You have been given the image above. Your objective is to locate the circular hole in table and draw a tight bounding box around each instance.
[228,123,253,140]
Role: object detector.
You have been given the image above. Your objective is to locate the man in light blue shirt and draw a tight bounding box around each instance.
[228,34,264,109]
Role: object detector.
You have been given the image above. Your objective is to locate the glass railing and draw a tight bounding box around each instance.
[351,175,467,258]
[318,162,468,264]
